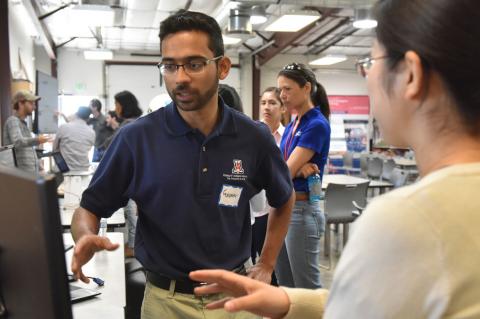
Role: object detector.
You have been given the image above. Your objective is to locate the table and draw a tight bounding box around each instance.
[64,232,126,319]
[393,157,417,168]
[322,174,393,194]
[59,197,126,229]
[60,206,126,230]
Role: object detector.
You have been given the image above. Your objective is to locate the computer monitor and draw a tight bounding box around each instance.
[0,167,72,318]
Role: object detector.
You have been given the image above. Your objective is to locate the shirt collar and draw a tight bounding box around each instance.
[276,123,285,136]
[302,107,320,121]
[164,98,237,137]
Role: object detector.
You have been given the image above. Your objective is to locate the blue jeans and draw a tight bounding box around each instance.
[275,200,325,288]
[92,147,106,162]
[124,199,138,249]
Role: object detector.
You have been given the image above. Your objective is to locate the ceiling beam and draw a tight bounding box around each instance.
[23,0,56,60]
[256,9,336,66]
[306,17,350,47]
[312,27,358,55]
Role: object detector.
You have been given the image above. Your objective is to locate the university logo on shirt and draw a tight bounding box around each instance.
[232,159,244,174]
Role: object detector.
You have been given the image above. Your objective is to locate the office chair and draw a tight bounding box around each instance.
[381,158,396,181]
[125,258,146,319]
[367,156,383,180]
[320,181,370,270]
[342,151,361,175]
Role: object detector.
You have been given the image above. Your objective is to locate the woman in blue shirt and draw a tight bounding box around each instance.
[275,63,331,289]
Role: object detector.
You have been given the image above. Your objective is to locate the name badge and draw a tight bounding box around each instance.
[218,184,243,207]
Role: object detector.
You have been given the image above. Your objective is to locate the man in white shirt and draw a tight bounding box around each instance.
[53,106,95,172]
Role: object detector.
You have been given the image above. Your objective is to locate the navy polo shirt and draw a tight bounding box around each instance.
[280,107,331,192]
[80,101,293,279]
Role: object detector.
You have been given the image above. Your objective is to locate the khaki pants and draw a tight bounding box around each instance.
[141,281,260,319]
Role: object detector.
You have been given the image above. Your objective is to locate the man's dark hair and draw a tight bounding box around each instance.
[159,10,224,57]
[89,99,102,112]
[374,0,480,136]
[114,90,143,119]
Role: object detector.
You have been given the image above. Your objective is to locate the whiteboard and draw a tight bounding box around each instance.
[36,71,59,133]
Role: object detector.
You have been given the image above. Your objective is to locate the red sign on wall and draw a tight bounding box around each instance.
[328,95,370,115]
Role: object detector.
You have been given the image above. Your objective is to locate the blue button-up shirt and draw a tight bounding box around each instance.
[280,107,331,192]
[81,101,293,279]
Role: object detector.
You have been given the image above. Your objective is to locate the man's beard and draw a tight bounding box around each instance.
[168,79,219,112]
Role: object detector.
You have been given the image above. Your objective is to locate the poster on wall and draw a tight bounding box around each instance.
[328,95,370,115]
[327,95,370,153]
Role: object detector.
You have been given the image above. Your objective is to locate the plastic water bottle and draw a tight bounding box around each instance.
[307,174,322,204]
[99,218,107,236]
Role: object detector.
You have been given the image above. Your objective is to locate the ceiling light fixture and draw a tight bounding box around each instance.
[353,8,377,29]
[265,11,320,32]
[223,35,242,45]
[309,55,348,66]
[250,5,267,25]
[227,8,253,40]
[84,49,113,60]
[71,4,115,27]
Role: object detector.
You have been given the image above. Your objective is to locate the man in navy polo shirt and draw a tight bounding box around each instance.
[70,9,294,319]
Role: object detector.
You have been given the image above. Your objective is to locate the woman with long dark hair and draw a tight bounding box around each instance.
[191,0,480,317]
[274,63,331,289]
[113,90,143,258]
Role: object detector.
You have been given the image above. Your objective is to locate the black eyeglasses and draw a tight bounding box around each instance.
[157,56,223,76]
[355,56,389,77]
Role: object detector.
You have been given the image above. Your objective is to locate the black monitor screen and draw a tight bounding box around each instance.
[52,152,70,173]
[0,167,72,318]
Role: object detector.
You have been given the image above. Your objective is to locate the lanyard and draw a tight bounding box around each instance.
[283,117,301,161]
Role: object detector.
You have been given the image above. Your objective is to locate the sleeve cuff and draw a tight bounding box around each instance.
[281,287,329,319]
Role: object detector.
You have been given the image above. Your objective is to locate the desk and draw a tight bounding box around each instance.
[60,207,126,229]
[59,198,126,229]
[64,232,126,319]
[393,157,417,168]
[322,174,393,194]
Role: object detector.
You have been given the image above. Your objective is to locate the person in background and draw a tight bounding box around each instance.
[218,83,243,113]
[3,90,51,173]
[70,10,294,319]
[250,87,286,286]
[274,63,331,290]
[53,106,95,172]
[88,99,113,162]
[191,0,480,318]
[105,110,121,130]
[100,111,122,151]
[112,90,143,258]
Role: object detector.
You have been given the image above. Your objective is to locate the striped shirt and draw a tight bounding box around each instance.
[3,115,39,173]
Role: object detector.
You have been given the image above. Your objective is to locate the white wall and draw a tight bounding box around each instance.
[239,54,253,118]
[261,54,367,96]
[34,45,52,77]
[57,49,104,96]
[9,3,35,84]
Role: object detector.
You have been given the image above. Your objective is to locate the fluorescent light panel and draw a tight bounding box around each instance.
[353,19,378,29]
[84,50,113,60]
[309,55,347,66]
[70,5,114,26]
[250,15,267,25]
[265,13,320,32]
